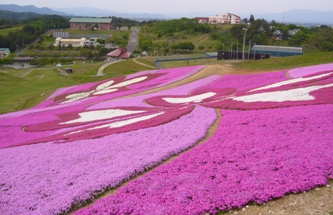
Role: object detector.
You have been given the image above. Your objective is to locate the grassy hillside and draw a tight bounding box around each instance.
[0,65,105,114]
[233,52,333,71]
[0,25,23,36]
[103,59,155,77]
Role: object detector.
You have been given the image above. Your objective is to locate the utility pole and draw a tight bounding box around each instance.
[248,40,251,59]
[237,40,238,60]
[242,28,248,62]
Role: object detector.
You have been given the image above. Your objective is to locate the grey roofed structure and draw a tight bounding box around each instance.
[70,17,112,30]
[251,45,303,57]
[69,18,112,23]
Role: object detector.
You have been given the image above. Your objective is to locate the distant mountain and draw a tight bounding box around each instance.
[255,9,333,25]
[53,7,167,19]
[0,9,43,20]
[0,4,68,16]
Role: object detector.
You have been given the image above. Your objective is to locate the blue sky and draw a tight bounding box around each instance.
[2,0,333,16]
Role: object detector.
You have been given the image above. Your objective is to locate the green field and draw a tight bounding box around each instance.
[160,58,220,68]
[233,51,333,71]
[103,59,155,77]
[0,26,23,36]
[64,28,129,37]
[0,64,105,114]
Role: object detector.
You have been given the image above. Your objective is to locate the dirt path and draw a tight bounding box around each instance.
[194,34,209,45]
[20,69,34,78]
[231,180,333,215]
[56,68,68,76]
[132,58,156,69]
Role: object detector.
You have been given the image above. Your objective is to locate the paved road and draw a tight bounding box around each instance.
[96,59,124,76]
[15,37,40,57]
[127,28,140,53]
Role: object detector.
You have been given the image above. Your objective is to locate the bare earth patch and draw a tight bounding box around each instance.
[227,180,333,215]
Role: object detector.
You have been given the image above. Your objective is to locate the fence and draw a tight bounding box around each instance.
[217,51,270,60]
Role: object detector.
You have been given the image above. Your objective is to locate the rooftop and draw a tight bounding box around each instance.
[70,18,112,23]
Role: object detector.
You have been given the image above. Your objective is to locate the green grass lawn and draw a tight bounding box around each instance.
[64,29,129,36]
[160,58,221,68]
[0,26,23,36]
[135,57,156,67]
[103,59,155,77]
[233,52,333,71]
[60,61,105,76]
[0,66,105,114]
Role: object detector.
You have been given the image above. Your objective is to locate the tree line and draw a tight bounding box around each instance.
[0,15,69,52]
[229,15,333,52]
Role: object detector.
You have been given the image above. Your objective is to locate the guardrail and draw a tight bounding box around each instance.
[154,53,217,68]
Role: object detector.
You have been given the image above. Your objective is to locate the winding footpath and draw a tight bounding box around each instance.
[96,59,124,76]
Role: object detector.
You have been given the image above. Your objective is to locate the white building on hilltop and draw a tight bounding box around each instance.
[206,13,241,25]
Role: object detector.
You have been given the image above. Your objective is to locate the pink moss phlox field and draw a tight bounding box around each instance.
[41,66,203,107]
[0,106,217,215]
[288,63,333,78]
[86,75,220,110]
[1,64,333,214]
[21,106,194,145]
[194,70,287,91]
[75,104,333,215]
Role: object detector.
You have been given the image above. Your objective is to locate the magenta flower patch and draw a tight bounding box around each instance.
[1,64,333,215]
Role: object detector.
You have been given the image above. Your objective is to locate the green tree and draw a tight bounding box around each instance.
[249,14,255,23]
[140,39,152,51]
[288,31,308,46]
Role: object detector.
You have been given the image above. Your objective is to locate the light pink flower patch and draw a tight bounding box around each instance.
[287,63,333,78]
[0,106,217,215]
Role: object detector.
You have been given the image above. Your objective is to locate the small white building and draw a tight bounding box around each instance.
[288,29,301,36]
[54,37,87,47]
[0,48,10,58]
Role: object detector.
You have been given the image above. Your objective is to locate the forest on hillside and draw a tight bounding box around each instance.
[137,16,333,54]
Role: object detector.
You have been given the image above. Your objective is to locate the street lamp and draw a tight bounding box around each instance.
[242,28,248,61]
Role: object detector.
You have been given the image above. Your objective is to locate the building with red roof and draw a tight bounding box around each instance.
[106,48,131,59]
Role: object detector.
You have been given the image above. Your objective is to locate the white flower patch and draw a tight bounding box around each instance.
[163,92,216,104]
[234,83,333,103]
[61,109,145,124]
[250,72,332,92]
[96,80,115,91]
[94,112,164,129]
[93,88,119,95]
[109,76,148,88]
[65,112,164,136]
[61,76,148,104]
[62,91,95,104]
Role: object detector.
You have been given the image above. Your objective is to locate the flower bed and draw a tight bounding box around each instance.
[1,64,333,215]
[38,66,204,107]
[0,106,217,215]
[74,104,333,215]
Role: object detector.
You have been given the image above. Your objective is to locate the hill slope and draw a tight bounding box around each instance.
[0,4,68,16]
